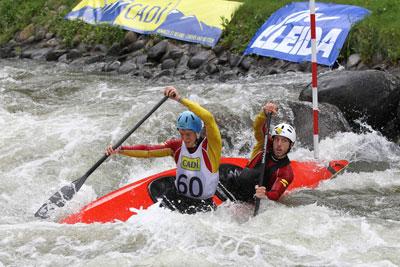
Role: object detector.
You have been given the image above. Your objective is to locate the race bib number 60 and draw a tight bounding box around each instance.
[177,174,203,198]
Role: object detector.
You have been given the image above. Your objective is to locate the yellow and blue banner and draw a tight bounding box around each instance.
[244,2,370,66]
[66,0,242,47]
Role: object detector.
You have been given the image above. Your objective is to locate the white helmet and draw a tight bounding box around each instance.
[272,123,296,143]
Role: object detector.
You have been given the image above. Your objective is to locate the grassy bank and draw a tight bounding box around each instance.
[1,0,399,64]
[0,0,125,46]
[222,0,400,64]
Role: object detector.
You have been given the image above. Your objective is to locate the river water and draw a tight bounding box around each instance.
[1,59,399,266]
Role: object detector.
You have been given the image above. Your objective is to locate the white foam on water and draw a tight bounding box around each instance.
[291,131,400,164]
[1,60,400,266]
[105,200,399,266]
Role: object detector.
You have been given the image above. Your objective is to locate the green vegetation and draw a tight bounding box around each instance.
[0,0,48,43]
[222,0,400,64]
[0,0,125,46]
[1,0,399,64]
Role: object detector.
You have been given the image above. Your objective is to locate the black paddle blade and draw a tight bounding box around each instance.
[34,96,169,219]
[34,183,76,219]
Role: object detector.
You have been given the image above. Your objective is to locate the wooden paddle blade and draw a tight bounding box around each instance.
[34,183,76,219]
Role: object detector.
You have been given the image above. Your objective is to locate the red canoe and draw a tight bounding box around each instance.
[60,157,348,224]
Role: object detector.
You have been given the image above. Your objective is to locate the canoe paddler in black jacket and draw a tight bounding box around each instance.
[106,86,222,214]
[220,102,295,202]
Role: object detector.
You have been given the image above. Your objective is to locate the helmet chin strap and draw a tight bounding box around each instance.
[287,141,294,153]
[271,152,288,161]
[271,153,279,161]
[195,133,204,146]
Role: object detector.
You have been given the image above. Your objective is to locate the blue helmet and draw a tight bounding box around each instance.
[176,111,202,133]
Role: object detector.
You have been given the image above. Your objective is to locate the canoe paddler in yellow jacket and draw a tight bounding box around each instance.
[106,86,222,214]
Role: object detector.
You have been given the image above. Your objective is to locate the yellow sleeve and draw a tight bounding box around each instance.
[118,143,175,158]
[180,98,222,173]
[249,110,266,160]
[119,148,173,158]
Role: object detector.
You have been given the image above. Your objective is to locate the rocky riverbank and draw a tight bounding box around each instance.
[1,29,400,83]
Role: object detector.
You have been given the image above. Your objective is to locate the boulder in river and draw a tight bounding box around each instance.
[299,70,400,142]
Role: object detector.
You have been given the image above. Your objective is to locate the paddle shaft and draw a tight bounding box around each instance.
[73,95,169,191]
[35,96,169,218]
[253,112,273,217]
